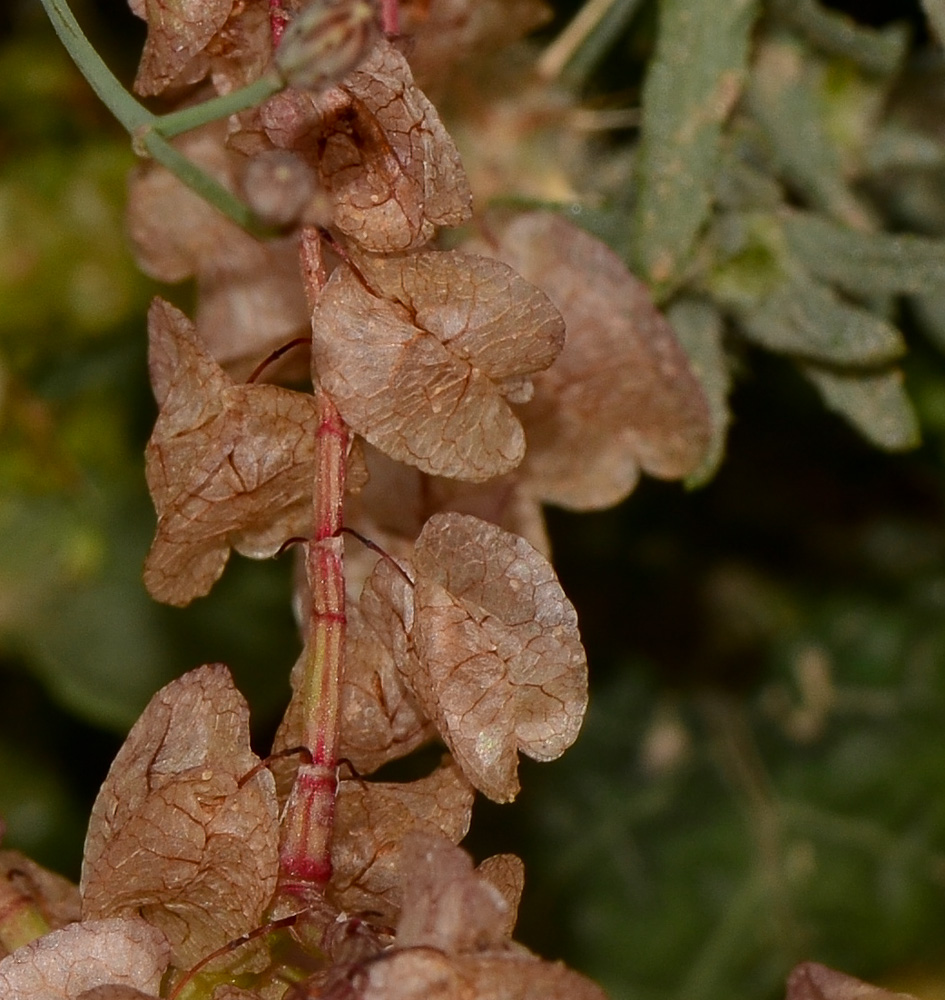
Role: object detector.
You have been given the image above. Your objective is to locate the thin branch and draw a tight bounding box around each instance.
[39,0,153,133]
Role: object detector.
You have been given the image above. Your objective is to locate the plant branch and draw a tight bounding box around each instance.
[40,0,283,237]
[277,231,351,902]
[137,129,279,237]
[154,73,284,139]
[39,0,152,133]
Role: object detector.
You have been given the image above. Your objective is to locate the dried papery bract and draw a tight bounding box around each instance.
[313,835,608,1000]
[76,987,158,999]
[338,603,436,774]
[395,832,510,953]
[127,125,312,375]
[475,854,525,939]
[369,512,587,801]
[130,0,235,95]
[0,850,81,955]
[262,41,472,252]
[476,212,713,509]
[143,298,322,606]
[80,665,280,970]
[0,917,169,1000]
[272,601,435,786]
[347,443,550,557]
[787,963,917,1000]
[311,250,564,482]
[330,758,475,920]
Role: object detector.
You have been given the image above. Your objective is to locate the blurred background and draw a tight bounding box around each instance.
[6,2,945,999]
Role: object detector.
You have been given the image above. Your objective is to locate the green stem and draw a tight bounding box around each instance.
[139,130,280,237]
[39,0,153,133]
[40,0,285,237]
[154,73,285,139]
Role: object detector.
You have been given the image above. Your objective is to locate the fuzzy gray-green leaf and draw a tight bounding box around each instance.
[801,364,920,451]
[770,0,909,76]
[666,297,731,487]
[746,34,875,230]
[737,276,905,366]
[784,212,945,297]
[633,0,761,295]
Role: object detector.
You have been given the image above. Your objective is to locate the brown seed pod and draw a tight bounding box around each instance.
[275,0,380,92]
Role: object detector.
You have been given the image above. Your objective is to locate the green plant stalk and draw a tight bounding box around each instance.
[155,74,284,139]
[39,0,284,236]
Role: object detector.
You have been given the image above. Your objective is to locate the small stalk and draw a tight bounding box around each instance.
[277,231,350,902]
[270,0,291,47]
[39,0,282,236]
[153,73,284,140]
[537,0,644,84]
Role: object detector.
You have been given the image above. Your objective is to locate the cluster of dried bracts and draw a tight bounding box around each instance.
[1,0,718,997]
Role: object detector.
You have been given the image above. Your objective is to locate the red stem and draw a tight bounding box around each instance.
[277,230,350,903]
[270,0,289,47]
[381,0,400,36]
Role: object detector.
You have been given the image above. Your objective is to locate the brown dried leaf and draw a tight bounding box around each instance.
[143,299,320,606]
[396,833,511,953]
[262,40,471,251]
[330,757,475,920]
[347,947,469,1000]
[0,850,81,941]
[409,512,587,802]
[400,0,552,92]
[80,665,280,970]
[340,602,436,773]
[0,917,168,999]
[475,855,524,939]
[127,126,310,374]
[787,964,916,1000]
[311,250,564,481]
[348,443,550,557]
[343,943,609,1000]
[480,212,712,509]
[133,0,234,96]
[460,951,610,1000]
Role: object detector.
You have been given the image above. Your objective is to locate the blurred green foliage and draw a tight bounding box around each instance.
[8,2,945,1000]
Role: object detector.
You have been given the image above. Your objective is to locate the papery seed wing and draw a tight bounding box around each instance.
[311,252,563,482]
[410,512,587,801]
[80,665,280,969]
[143,299,320,606]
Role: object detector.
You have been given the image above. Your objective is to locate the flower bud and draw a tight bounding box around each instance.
[275,0,380,92]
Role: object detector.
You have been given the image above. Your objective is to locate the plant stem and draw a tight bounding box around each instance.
[537,0,644,83]
[137,130,279,237]
[277,231,350,902]
[39,0,282,237]
[154,74,285,139]
[39,0,152,133]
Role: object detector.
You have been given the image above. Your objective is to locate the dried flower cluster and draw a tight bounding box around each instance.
[1,0,714,997]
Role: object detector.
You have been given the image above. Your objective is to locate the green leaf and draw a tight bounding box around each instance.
[746,33,878,229]
[521,579,945,1000]
[770,0,910,77]
[736,278,905,366]
[632,0,761,296]
[784,212,945,298]
[666,296,731,488]
[800,363,920,451]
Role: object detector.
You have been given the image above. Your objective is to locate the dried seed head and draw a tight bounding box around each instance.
[275,0,380,92]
